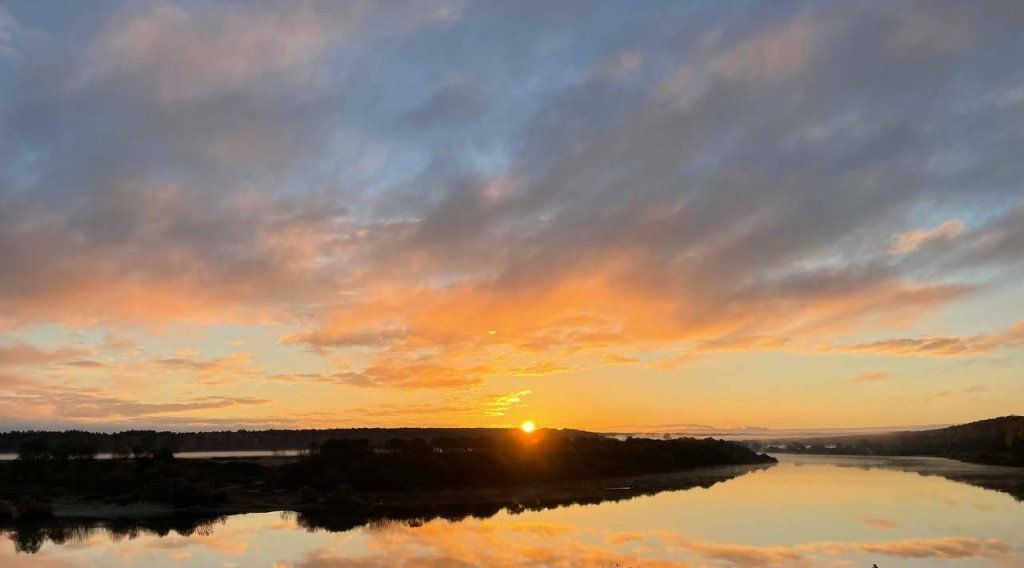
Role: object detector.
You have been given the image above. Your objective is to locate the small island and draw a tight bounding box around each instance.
[0,429,774,522]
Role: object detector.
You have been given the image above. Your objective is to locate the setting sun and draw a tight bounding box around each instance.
[520,420,536,433]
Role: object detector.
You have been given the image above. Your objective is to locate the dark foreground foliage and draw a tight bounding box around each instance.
[0,430,772,515]
[0,448,260,510]
[278,430,775,495]
[0,427,592,454]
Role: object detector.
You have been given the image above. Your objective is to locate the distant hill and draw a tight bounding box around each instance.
[0,427,598,455]
[762,416,1024,466]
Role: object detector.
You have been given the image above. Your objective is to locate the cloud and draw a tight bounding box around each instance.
[336,359,486,390]
[712,14,817,82]
[0,371,26,389]
[656,532,1016,566]
[590,51,644,82]
[145,352,261,384]
[831,319,1024,357]
[291,521,680,568]
[0,338,274,408]
[0,342,88,367]
[73,1,460,103]
[2,1,1024,421]
[0,388,270,423]
[861,517,901,530]
[0,5,20,59]
[328,356,565,390]
[283,258,974,386]
[335,390,532,425]
[284,518,1020,568]
[889,219,965,254]
[0,184,351,327]
[0,338,287,426]
[954,206,1024,268]
[7,2,1020,352]
[80,2,344,102]
[840,536,1011,559]
[890,8,979,56]
[482,390,531,417]
[853,371,892,383]
[601,353,641,365]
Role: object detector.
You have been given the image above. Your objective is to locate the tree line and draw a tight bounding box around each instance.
[0,427,591,455]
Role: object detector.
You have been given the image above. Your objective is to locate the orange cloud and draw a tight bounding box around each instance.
[853,371,892,383]
[889,219,965,254]
[861,517,900,530]
[837,536,1011,559]
[283,251,973,387]
[655,532,805,566]
[81,3,350,102]
[656,532,1015,566]
[830,319,1024,357]
[4,0,1024,431]
[0,342,89,367]
[712,16,816,82]
[282,516,1020,568]
[0,387,271,424]
[0,182,374,330]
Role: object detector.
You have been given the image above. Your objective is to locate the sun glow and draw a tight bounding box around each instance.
[520,420,536,433]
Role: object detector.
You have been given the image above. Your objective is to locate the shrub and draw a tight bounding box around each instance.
[0,500,14,521]
[15,495,53,519]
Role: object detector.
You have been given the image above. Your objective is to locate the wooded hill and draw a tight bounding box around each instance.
[764,416,1024,466]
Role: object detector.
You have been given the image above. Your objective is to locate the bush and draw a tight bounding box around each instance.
[15,495,53,519]
[0,500,14,521]
[325,483,354,508]
[17,440,50,461]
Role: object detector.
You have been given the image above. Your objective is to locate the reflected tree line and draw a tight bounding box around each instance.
[2,514,228,554]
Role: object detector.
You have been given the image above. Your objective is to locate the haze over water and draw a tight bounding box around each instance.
[5,455,1023,567]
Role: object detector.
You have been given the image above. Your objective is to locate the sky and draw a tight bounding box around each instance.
[0,0,1022,432]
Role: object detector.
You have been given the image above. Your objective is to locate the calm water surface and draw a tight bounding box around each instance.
[3,454,1023,567]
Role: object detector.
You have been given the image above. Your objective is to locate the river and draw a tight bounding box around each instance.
[3,454,1023,567]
